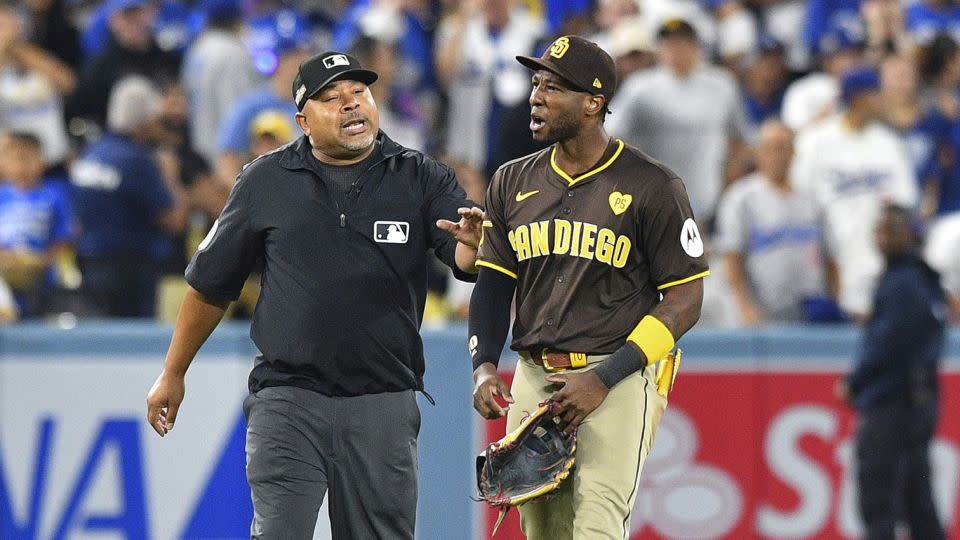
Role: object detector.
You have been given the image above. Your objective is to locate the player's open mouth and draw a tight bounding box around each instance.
[530,115,545,132]
[341,119,368,135]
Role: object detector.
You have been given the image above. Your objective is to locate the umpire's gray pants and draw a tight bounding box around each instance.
[242,386,420,539]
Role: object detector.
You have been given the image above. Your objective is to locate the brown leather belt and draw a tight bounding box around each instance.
[528,350,592,370]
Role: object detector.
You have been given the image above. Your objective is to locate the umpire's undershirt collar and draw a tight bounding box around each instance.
[279,131,403,171]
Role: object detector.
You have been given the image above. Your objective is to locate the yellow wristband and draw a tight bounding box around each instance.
[626,315,675,363]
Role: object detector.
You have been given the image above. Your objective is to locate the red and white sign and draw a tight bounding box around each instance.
[482,370,960,539]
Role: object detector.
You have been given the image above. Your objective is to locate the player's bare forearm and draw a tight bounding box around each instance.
[649,279,704,341]
[455,242,479,273]
[162,286,229,376]
[592,278,704,390]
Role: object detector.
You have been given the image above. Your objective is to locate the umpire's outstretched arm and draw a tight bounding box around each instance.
[146,286,229,437]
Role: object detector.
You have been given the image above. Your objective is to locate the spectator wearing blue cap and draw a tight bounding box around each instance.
[214,33,312,187]
[791,66,918,320]
[69,0,180,133]
[182,0,261,165]
[782,19,866,131]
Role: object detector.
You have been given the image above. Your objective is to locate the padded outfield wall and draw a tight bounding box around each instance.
[0,322,958,540]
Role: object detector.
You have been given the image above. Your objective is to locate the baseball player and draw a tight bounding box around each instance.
[469,36,709,538]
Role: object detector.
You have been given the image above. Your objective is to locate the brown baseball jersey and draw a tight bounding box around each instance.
[477,137,710,354]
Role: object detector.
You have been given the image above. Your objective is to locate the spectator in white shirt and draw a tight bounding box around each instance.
[791,67,918,320]
[608,17,751,224]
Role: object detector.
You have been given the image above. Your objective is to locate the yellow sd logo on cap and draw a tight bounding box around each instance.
[549,37,570,58]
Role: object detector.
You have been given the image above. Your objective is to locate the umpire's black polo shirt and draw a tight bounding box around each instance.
[186,132,476,396]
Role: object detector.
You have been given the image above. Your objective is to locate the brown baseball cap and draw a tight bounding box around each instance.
[516,35,617,102]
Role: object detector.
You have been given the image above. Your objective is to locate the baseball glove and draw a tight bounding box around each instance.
[476,400,576,535]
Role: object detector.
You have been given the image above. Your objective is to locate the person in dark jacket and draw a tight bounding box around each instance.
[836,202,947,540]
[146,50,483,539]
[68,0,179,132]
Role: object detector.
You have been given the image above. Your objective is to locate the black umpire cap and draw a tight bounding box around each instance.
[516,35,617,103]
[292,51,379,111]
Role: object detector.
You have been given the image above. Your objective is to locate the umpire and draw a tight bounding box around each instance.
[146,50,483,539]
[837,203,947,540]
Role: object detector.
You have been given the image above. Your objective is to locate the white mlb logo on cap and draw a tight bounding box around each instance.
[323,54,350,69]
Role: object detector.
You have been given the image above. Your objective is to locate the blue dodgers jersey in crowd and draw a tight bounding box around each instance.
[69,134,173,260]
[216,89,298,154]
[744,89,785,127]
[898,110,949,185]
[0,180,72,251]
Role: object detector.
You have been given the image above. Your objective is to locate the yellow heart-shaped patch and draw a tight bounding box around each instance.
[608,192,632,215]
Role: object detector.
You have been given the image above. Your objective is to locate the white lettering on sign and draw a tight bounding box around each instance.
[757,406,836,538]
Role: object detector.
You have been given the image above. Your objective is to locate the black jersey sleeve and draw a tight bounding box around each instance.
[423,159,478,283]
[185,174,262,300]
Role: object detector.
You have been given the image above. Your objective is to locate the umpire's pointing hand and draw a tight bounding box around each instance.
[546,371,609,435]
[473,362,514,419]
[436,207,485,249]
[146,370,185,437]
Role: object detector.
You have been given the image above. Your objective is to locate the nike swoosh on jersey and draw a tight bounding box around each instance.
[515,190,540,202]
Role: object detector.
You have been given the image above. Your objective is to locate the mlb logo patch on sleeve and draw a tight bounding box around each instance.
[375,221,409,243]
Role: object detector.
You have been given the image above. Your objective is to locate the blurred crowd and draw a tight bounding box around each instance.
[0,0,959,326]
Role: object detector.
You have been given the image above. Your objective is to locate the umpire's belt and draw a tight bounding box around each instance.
[521,349,607,371]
